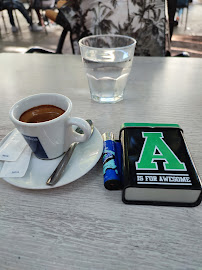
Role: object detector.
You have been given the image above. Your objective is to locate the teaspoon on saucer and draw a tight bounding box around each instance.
[46,119,94,186]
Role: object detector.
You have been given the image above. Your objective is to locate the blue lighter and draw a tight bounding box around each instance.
[102,132,122,190]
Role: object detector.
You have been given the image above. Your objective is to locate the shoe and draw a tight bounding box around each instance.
[29,24,43,32]
[12,26,18,33]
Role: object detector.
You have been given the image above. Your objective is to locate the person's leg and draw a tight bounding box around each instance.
[7,9,15,26]
[12,0,32,25]
[178,8,183,17]
[7,9,19,32]
[167,0,177,39]
[35,8,43,26]
[2,1,16,26]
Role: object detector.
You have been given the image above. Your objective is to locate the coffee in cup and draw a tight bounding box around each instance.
[9,93,91,159]
[19,105,65,123]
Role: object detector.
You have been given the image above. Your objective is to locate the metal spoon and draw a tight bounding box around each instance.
[46,119,94,186]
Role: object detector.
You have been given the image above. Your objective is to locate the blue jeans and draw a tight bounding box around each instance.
[2,0,32,26]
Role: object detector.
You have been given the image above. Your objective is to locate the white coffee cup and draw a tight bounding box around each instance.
[9,93,91,159]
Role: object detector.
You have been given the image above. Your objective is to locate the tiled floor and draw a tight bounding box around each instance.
[0,0,202,55]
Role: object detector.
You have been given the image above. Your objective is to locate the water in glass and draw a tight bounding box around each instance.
[83,57,132,103]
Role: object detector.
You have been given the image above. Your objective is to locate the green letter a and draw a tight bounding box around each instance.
[136,132,186,171]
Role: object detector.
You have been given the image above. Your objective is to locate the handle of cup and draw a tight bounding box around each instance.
[67,117,91,143]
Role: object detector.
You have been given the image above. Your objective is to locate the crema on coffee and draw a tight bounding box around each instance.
[19,105,65,123]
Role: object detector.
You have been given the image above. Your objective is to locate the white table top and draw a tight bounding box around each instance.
[0,53,202,270]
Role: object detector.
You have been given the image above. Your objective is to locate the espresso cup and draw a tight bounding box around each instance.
[9,93,92,159]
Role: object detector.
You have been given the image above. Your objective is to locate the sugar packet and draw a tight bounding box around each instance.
[0,145,32,178]
[0,129,27,161]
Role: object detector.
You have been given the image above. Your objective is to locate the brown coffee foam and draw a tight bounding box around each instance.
[19,105,65,123]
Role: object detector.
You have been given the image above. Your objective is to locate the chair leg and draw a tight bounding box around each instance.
[185,7,189,30]
[55,28,68,54]
[13,10,21,32]
[181,8,184,25]
[1,11,8,33]
[70,32,75,54]
[30,8,34,23]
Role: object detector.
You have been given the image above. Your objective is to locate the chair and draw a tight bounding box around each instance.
[26,27,70,53]
[26,7,73,53]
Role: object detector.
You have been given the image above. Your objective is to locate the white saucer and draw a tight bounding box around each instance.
[0,127,103,189]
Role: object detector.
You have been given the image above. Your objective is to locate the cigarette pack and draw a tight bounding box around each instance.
[119,123,202,207]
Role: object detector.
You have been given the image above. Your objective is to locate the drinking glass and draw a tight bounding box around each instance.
[79,34,136,103]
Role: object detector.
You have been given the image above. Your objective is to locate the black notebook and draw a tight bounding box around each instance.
[119,123,202,207]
